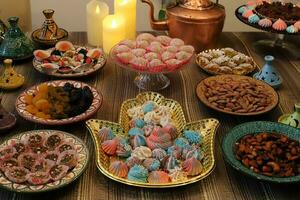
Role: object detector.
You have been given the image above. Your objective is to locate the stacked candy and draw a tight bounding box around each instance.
[238,0,299,33]
[99,101,205,183]
[112,33,194,73]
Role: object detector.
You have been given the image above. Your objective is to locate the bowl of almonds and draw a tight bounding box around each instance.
[196,75,279,116]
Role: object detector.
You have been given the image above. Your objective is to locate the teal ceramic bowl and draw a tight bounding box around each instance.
[222,121,300,183]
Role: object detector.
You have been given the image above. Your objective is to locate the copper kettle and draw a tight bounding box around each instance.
[141,0,225,52]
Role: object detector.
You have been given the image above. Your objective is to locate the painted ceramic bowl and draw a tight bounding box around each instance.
[15,80,103,125]
[86,92,219,188]
[222,121,300,183]
[0,130,89,193]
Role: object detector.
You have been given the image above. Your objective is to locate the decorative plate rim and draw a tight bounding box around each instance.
[32,46,106,78]
[0,129,89,193]
[195,48,259,76]
[15,80,103,125]
[196,75,279,116]
[222,121,300,183]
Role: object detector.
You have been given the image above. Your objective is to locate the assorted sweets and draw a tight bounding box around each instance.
[235,132,300,177]
[24,82,93,119]
[238,1,300,33]
[98,101,205,183]
[112,33,194,73]
[0,59,24,90]
[198,75,277,115]
[196,48,256,75]
[33,41,104,75]
[0,131,78,185]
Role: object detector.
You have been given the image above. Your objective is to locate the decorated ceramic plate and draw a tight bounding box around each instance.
[86,92,219,188]
[196,75,279,116]
[196,48,258,76]
[33,44,106,78]
[15,80,103,125]
[0,130,89,193]
[222,121,300,183]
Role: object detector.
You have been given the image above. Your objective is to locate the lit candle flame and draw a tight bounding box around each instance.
[121,0,128,5]
[111,20,117,28]
[96,5,100,14]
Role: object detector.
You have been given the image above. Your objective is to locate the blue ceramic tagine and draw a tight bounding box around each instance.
[253,55,282,89]
[0,17,35,60]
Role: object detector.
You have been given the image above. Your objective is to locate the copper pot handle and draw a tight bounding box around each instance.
[141,0,169,31]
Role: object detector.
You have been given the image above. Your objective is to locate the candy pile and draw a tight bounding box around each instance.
[238,1,300,33]
[34,41,103,74]
[0,131,78,185]
[99,101,204,183]
[113,33,194,73]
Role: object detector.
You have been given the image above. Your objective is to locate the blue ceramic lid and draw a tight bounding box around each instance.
[253,55,282,89]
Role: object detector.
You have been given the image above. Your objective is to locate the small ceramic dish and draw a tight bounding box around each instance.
[0,130,89,193]
[222,121,300,183]
[196,75,279,116]
[15,80,103,125]
[86,92,219,188]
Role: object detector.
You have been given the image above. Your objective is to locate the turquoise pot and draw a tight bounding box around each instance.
[0,17,35,60]
[253,55,282,89]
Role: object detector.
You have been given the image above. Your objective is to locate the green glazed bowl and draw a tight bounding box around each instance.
[222,121,300,183]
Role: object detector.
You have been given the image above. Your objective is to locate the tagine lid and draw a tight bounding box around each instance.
[32,9,68,46]
[168,0,225,22]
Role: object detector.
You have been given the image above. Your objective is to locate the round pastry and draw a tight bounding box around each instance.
[259,18,272,28]
[131,146,152,160]
[146,127,172,150]
[182,157,203,176]
[143,158,160,171]
[127,164,148,183]
[114,45,131,54]
[156,35,172,46]
[183,130,203,145]
[272,18,287,31]
[148,171,170,183]
[151,148,167,162]
[120,40,136,49]
[98,127,115,142]
[136,40,149,49]
[116,52,136,64]
[136,33,156,43]
[109,160,128,178]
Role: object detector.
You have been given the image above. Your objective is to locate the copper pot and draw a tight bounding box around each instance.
[141,0,225,52]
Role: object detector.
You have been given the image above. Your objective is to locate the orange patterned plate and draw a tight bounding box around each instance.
[0,130,89,193]
[15,80,103,125]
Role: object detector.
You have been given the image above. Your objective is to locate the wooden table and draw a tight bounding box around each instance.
[0,32,299,200]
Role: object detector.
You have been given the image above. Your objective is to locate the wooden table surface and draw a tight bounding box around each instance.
[0,32,299,200]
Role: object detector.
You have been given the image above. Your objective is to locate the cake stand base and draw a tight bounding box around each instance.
[253,35,300,59]
[134,73,170,91]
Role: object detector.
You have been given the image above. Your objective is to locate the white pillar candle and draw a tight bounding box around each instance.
[114,0,137,40]
[102,14,126,54]
[86,0,109,46]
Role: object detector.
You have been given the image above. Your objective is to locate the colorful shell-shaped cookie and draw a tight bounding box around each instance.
[185,148,204,161]
[148,171,170,183]
[182,157,203,176]
[272,18,287,31]
[146,128,172,150]
[143,158,160,171]
[167,146,182,159]
[152,148,167,161]
[174,137,189,148]
[128,127,144,136]
[163,155,179,172]
[126,156,142,168]
[183,130,203,145]
[131,134,147,149]
[129,119,145,128]
[142,101,158,113]
[98,127,115,142]
[55,41,74,52]
[131,146,152,160]
[109,160,128,178]
[116,142,132,157]
[242,10,253,19]
[248,14,260,24]
[258,18,272,28]
[286,25,298,33]
[101,139,118,155]
[127,164,148,183]
[163,124,178,139]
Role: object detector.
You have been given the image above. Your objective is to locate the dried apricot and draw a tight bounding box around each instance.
[32,93,47,105]
[38,83,48,93]
[35,99,50,111]
[24,94,33,104]
[26,105,38,114]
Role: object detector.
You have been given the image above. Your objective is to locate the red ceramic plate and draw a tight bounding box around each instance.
[15,80,103,125]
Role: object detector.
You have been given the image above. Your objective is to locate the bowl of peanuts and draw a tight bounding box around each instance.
[196,75,279,116]
[222,121,300,183]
